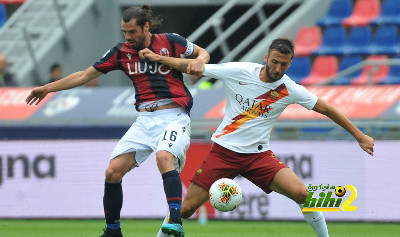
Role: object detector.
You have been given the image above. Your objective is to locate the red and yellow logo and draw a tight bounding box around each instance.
[216,84,289,138]
[219,182,239,204]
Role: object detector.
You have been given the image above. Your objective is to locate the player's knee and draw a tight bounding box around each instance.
[105,166,123,183]
[294,188,308,204]
[156,151,175,173]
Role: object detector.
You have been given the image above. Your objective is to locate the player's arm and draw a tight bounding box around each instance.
[312,98,374,156]
[139,49,202,75]
[26,66,102,105]
[187,45,209,76]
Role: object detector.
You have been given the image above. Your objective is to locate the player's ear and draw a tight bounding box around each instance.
[264,54,268,63]
[144,21,150,33]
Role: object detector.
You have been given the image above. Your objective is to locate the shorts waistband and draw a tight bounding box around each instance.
[138,102,181,112]
[212,142,271,156]
[138,107,188,116]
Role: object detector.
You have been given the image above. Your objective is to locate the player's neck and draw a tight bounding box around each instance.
[259,65,270,83]
[144,32,152,48]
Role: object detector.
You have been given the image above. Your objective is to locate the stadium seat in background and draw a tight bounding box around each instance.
[370,0,400,26]
[317,0,353,26]
[332,55,362,85]
[312,26,346,56]
[379,56,400,84]
[285,57,312,84]
[342,26,373,55]
[342,0,380,27]
[299,56,339,85]
[294,27,321,56]
[367,25,398,55]
[0,4,7,27]
[351,55,390,85]
[396,34,400,55]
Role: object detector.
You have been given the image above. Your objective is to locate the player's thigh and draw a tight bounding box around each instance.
[269,167,308,204]
[111,116,154,166]
[181,182,209,218]
[191,144,240,192]
[241,150,287,194]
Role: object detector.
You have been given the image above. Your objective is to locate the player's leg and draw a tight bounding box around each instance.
[181,182,210,218]
[269,168,329,237]
[183,143,241,219]
[268,168,308,204]
[159,142,240,237]
[157,150,184,224]
[157,150,186,237]
[101,152,137,237]
[157,182,209,237]
[100,115,154,237]
[156,109,191,237]
[241,150,328,237]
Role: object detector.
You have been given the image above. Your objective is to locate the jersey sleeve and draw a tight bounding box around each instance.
[290,83,318,110]
[203,63,241,81]
[93,45,120,74]
[165,33,195,57]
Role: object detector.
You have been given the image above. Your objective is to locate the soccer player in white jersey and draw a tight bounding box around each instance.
[140,38,374,237]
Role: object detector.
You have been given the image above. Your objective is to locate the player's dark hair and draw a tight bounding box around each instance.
[268,38,295,59]
[122,4,163,30]
[49,63,61,73]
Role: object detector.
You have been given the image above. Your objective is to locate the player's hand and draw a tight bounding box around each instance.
[138,48,159,61]
[25,87,47,105]
[186,57,205,76]
[357,134,374,156]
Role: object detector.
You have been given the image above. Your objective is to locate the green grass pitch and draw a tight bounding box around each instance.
[0,219,399,237]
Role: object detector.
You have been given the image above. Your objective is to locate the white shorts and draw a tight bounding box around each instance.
[110,107,191,172]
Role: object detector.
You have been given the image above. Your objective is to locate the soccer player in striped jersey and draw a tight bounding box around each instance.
[26,5,209,237]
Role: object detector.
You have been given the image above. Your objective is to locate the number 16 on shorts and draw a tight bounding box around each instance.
[162,130,178,147]
[157,122,190,161]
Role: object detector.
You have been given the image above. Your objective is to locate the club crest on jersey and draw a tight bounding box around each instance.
[126,53,132,60]
[270,91,279,101]
[160,48,169,57]
[196,169,202,176]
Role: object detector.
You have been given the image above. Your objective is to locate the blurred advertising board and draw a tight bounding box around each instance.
[0,88,55,120]
[0,140,398,221]
[1,86,400,123]
[0,87,138,122]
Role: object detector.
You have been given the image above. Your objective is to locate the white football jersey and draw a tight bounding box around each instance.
[203,62,318,153]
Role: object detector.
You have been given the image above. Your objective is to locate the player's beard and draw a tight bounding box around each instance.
[265,65,283,82]
[129,34,146,50]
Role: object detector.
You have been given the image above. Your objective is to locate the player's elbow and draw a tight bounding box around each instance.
[196,47,210,63]
[312,99,332,116]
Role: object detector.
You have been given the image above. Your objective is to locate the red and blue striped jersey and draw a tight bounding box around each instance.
[93,33,194,112]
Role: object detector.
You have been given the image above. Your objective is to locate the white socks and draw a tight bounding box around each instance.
[299,204,329,237]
